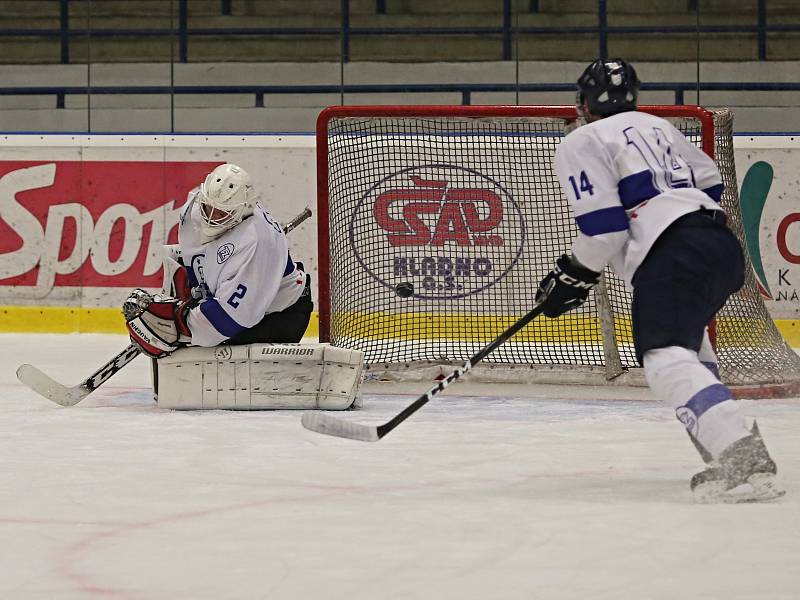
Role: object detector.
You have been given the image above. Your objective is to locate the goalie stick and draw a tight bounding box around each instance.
[281,206,313,236]
[16,207,313,407]
[301,300,546,442]
[16,344,142,407]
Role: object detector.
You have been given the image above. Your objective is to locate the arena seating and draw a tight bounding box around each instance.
[0,0,798,63]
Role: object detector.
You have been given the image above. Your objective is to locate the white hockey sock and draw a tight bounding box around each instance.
[643,346,750,459]
[697,330,721,380]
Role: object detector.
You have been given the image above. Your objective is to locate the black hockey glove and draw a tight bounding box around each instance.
[536,255,601,318]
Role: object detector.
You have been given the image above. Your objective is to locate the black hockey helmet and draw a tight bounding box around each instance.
[577,58,640,118]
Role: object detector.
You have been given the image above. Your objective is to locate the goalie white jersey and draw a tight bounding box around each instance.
[554,110,724,285]
[178,192,306,346]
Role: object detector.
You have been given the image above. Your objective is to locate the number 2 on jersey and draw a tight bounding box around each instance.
[568,171,594,200]
[227,284,248,308]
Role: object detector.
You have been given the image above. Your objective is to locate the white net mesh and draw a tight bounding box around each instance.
[319,106,800,394]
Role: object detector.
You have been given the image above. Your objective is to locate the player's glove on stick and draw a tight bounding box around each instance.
[123,289,192,358]
[536,255,601,318]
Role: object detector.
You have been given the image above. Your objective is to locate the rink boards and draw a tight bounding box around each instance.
[2,133,800,346]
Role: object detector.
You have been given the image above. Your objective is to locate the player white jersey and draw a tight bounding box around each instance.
[554,110,724,285]
[178,191,306,346]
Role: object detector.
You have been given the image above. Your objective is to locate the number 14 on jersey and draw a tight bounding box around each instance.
[568,171,594,200]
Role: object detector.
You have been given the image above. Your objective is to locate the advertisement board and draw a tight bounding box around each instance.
[1,133,798,341]
[0,135,317,332]
[735,137,800,326]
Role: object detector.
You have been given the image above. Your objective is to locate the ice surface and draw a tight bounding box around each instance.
[1,333,798,600]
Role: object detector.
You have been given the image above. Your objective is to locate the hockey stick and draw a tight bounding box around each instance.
[16,207,313,407]
[301,300,546,442]
[16,344,142,407]
[282,206,312,235]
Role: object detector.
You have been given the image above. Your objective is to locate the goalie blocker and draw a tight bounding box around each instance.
[153,343,364,410]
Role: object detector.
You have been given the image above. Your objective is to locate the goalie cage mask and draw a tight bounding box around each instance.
[577,58,640,118]
[198,163,256,238]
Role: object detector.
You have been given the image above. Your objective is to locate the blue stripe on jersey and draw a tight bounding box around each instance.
[703,183,724,202]
[575,206,629,236]
[199,299,247,338]
[284,253,294,276]
[683,383,732,419]
[617,170,660,209]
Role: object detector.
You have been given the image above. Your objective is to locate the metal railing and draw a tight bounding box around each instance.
[0,0,796,63]
[2,81,799,110]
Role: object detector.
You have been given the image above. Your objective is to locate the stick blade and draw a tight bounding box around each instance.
[301,411,380,442]
[16,364,88,407]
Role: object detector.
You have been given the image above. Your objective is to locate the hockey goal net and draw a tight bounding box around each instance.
[316,105,800,397]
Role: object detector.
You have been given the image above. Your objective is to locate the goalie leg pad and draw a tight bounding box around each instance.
[156,343,364,410]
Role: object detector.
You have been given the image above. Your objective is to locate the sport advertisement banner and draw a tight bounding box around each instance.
[0,160,216,296]
[0,135,798,328]
[0,136,318,313]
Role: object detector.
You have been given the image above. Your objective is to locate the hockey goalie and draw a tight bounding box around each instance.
[122,163,363,411]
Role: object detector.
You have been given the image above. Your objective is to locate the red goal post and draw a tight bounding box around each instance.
[315,104,800,398]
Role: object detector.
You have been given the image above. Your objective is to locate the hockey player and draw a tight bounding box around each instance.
[536,58,783,502]
[124,163,312,358]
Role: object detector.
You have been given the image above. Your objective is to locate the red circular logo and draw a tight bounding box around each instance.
[349,164,526,300]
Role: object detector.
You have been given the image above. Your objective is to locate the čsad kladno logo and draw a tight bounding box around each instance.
[349,164,526,300]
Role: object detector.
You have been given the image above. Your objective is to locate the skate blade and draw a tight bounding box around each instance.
[694,473,786,504]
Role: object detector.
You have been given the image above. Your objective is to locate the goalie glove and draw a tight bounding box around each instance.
[536,255,601,318]
[123,289,193,358]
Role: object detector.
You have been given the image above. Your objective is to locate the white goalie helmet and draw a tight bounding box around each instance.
[198,163,256,237]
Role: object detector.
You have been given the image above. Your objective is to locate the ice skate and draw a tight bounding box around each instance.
[691,423,785,503]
